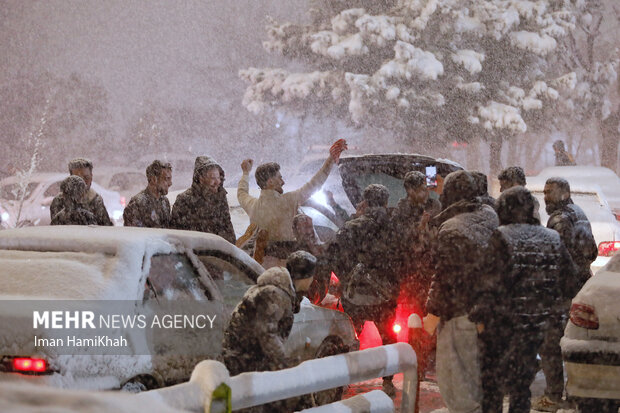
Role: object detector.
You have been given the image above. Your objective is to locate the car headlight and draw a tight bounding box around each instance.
[1,211,9,222]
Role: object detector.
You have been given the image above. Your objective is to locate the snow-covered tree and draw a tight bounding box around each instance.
[241,0,580,173]
[554,0,619,172]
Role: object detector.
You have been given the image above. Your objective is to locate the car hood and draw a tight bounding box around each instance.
[337,154,463,207]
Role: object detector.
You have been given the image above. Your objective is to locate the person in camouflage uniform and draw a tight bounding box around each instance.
[170,156,235,243]
[324,184,399,396]
[51,176,98,225]
[470,186,579,413]
[123,160,172,228]
[424,170,499,413]
[532,177,598,411]
[391,171,441,314]
[222,252,316,412]
[51,158,112,226]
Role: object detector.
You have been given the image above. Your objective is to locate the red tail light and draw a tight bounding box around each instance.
[570,303,599,329]
[598,241,620,257]
[12,357,47,373]
[393,323,402,334]
[120,196,126,208]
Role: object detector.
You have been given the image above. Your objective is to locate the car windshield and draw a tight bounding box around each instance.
[0,183,38,201]
[146,253,207,301]
[198,254,254,312]
[351,172,405,207]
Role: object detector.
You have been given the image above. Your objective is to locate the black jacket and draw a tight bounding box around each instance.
[426,200,499,320]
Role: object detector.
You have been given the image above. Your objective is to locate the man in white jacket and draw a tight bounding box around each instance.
[238,139,347,268]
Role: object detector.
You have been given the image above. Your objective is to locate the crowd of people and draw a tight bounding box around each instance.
[47,138,595,412]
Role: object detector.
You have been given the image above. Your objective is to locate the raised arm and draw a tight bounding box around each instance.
[292,139,347,203]
[237,159,255,212]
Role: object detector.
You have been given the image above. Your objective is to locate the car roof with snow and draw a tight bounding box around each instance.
[532,166,620,211]
[0,226,264,300]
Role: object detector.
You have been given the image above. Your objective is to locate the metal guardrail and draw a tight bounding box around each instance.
[139,342,418,413]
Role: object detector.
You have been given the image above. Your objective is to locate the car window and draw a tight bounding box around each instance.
[198,254,255,311]
[145,253,209,301]
[0,183,38,201]
[109,173,144,190]
[353,173,406,207]
[43,181,61,198]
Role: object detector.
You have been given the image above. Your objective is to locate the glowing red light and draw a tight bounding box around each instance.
[13,358,47,373]
[330,272,339,285]
[120,196,126,208]
[393,323,402,334]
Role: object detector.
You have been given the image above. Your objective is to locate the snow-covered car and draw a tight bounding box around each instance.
[0,173,124,228]
[0,226,358,392]
[93,167,146,206]
[560,252,620,411]
[532,166,620,221]
[527,178,620,273]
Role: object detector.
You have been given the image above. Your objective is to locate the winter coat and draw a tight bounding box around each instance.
[222,267,296,376]
[123,189,171,228]
[391,197,441,307]
[51,188,112,226]
[469,223,580,327]
[51,206,98,226]
[426,200,499,320]
[237,158,334,242]
[555,150,576,166]
[325,206,400,306]
[170,156,236,244]
[547,199,597,284]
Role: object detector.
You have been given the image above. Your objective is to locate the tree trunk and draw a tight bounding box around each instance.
[600,110,620,173]
[489,135,503,176]
[466,137,480,171]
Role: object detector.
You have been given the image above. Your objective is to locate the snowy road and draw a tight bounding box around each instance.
[343,371,579,413]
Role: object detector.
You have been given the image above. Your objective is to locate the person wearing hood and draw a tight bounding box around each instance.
[423,170,499,413]
[324,183,400,396]
[222,252,316,412]
[472,171,496,208]
[237,139,347,268]
[51,176,98,226]
[391,171,441,315]
[532,177,597,411]
[123,160,172,228]
[552,140,576,166]
[170,156,235,244]
[50,158,112,226]
[470,187,579,413]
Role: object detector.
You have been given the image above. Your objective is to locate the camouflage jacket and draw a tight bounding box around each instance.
[123,189,171,228]
[51,207,98,226]
[222,267,295,376]
[170,186,235,243]
[51,188,112,226]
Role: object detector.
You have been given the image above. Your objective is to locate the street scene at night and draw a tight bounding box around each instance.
[1,0,620,412]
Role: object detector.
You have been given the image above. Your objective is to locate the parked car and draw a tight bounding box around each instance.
[93,167,146,206]
[561,251,620,411]
[526,178,620,273]
[0,173,124,228]
[532,166,620,221]
[137,153,195,191]
[0,226,358,393]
